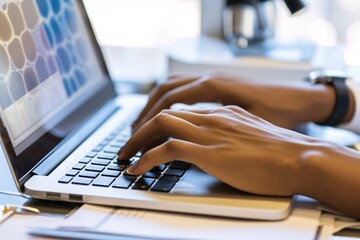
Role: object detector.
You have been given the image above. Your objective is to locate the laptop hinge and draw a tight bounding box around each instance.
[31,100,119,177]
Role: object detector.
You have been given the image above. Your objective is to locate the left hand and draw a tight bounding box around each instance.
[131,73,336,131]
[118,106,317,196]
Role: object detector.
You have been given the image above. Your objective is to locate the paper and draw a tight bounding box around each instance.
[99,207,318,240]
[0,210,14,225]
[57,198,321,240]
[319,204,360,234]
[334,219,360,233]
[60,204,115,229]
[0,213,65,239]
[318,213,360,240]
[318,214,336,240]
[1,197,326,239]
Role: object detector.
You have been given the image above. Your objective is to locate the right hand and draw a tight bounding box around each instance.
[121,106,316,196]
[120,106,360,219]
[133,72,335,130]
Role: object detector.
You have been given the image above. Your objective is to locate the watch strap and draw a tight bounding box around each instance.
[317,77,350,126]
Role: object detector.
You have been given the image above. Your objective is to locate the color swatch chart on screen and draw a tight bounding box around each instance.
[0,0,101,146]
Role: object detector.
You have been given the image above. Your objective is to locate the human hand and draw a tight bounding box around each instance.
[119,106,318,196]
[132,73,335,130]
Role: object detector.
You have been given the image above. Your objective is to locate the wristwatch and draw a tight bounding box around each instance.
[306,70,352,127]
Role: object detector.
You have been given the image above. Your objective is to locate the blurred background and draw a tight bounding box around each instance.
[83,0,360,93]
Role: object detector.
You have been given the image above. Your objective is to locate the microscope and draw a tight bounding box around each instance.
[167,0,345,83]
[223,0,304,54]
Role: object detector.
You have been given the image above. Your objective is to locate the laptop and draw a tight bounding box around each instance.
[0,0,293,220]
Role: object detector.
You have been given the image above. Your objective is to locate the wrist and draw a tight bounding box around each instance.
[292,140,339,197]
[305,84,335,124]
[306,71,354,126]
[294,140,360,218]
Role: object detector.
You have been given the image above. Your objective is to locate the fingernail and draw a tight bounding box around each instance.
[126,161,139,175]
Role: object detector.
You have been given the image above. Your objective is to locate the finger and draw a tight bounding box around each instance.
[222,105,268,123]
[185,106,251,122]
[164,107,222,119]
[133,77,198,127]
[141,137,168,155]
[159,109,206,126]
[185,108,217,115]
[134,80,216,131]
[168,75,182,80]
[179,106,259,130]
[119,112,202,160]
[126,139,203,175]
[219,106,276,131]
[168,74,200,82]
[223,105,247,114]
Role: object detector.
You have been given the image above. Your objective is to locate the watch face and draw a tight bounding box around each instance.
[306,70,351,84]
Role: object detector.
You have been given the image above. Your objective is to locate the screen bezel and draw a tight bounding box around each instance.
[0,0,117,187]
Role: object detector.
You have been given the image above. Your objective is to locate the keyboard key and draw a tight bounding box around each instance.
[97,153,117,160]
[112,175,137,189]
[92,176,115,187]
[79,157,91,164]
[91,159,111,166]
[102,170,121,177]
[108,131,120,138]
[79,171,99,178]
[108,164,126,171]
[73,163,86,170]
[98,140,110,147]
[92,146,103,152]
[110,142,123,148]
[66,169,79,177]
[151,179,177,192]
[164,169,186,177]
[103,147,119,154]
[72,177,92,185]
[85,165,105,172]
[116,135,129,141]
[159,175,180,182]
[115,138,127,144]
[123,170,135,176]
[130,156,140,162]
[59,176,73,184]
[119,131,130,136]
[115,159,132,166]
[151,165,166,172]
[142,171,161,179]
[169,160,191,170]
[104,135,116,142]
[85,151,97,158]
[132,178,155,190]
[120,132,131,138]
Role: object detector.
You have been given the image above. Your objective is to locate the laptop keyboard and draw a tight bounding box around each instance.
[58,125,191,193]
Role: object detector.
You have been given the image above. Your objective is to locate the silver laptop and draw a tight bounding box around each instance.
[0,0,292,220]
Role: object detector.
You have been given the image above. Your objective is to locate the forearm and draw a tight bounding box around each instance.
[297,142,360,219]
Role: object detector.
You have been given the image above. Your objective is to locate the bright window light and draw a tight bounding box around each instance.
[83,0,200,48]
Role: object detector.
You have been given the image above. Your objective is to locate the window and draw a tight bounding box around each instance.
[84,0,200,48]
[83,0,200,91]
[276,0,360,66]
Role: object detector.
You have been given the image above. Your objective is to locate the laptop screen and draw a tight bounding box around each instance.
[0,0,115,183]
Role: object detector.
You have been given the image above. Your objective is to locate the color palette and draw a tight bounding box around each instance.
[0,0,102,146]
